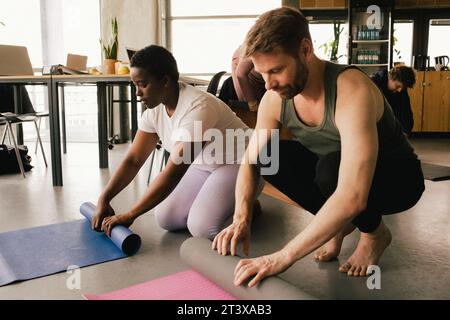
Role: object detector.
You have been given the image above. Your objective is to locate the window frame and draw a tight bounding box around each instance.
[393,8,450,58]
[393,19,414,66]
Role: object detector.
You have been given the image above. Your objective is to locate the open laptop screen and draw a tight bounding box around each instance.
[126,47,138,62]
[0,44,34,76]
[66,54,88,71]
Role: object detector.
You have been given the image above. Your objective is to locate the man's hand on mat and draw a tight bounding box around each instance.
[212,221,251,256]
[233,250,293,288]
[101,213,135,237]
[92,202,115,232]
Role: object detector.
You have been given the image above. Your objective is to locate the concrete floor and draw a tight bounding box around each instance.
[0,136,449,299]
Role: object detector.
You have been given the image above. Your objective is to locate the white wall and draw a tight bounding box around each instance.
[100,0,159,62]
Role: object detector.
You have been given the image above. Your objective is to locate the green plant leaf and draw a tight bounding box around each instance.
[100,17,119,60]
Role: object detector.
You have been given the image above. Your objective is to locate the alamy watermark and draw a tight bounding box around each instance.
[366,265,381,290]
[366,5,381,30]
[170,121,280,175]
[66,265,81,290]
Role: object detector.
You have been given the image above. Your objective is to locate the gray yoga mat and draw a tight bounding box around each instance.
[180,237,317,300]
[421,163,450,181]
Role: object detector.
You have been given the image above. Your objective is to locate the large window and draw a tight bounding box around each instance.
[0,1,101,142]
[168,0,281,77]
[393,20,414,66]
[427,19,450,68]
[309,21,348,64]
[0,0,43,67]
[42,0,101,67]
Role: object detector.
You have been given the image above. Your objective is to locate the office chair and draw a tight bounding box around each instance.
[0,113,47,178]
[33,111,49,153]
[147,141,170,185]
[0,84,49,157]
[206,71,227,96]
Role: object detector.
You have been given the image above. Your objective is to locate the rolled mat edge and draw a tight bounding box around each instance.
[80,202,141,255]
[180,237,317,300]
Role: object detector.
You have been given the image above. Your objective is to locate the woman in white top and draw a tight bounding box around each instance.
[92,45,263,240]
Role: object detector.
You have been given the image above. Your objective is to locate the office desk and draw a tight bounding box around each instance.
[1,74,208,187]
[52,75,135,178]
[51,74,209,186]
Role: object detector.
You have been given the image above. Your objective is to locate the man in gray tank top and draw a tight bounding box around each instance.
[213,7,424,287]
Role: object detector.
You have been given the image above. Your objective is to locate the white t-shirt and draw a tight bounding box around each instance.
[138,82,250,168]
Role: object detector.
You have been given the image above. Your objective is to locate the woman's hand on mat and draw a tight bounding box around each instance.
[92,201,115,232]
[101,213,135,237]
[233,250,293,288]
[212,221,251,256]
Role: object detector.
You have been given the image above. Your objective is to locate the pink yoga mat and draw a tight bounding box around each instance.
[83,269,236,300]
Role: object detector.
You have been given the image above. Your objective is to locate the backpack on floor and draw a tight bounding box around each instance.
[0,144,33,174]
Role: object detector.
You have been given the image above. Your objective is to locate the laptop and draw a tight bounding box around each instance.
[43,53,89,75]
[66,53,88,72]
[0,44,34,76]
[126,47,138,62]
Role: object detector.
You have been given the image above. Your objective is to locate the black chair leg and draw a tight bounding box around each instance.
[6,122,26,178]
[147,149,157,185]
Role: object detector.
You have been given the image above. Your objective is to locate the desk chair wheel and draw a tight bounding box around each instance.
[107,134,120,150]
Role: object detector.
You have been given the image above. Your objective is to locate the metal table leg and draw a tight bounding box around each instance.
[130,83,138,141]
[60,85,67,154]
[97,82,108,168]
[49,80,63,186]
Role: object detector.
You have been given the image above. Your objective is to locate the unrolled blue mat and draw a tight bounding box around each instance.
[0,202,141,287]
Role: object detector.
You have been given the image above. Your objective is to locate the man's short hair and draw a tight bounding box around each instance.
[389,66,416,89]
[244,7,311,58]
[130,45,179,83]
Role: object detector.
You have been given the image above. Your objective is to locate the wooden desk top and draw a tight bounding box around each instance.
[0,74,209,87]
[0,75,51,84]
[51,74,209,86]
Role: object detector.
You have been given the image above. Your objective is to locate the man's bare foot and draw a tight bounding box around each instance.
[339,220,392,277]
[314,223,356,261]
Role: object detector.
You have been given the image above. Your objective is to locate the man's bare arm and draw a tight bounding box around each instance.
[234,90,282,223]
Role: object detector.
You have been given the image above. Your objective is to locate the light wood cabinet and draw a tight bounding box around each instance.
[409,71,450,132]
[422,71,450,132]
[409,71,425,132]
[298,0,347,8]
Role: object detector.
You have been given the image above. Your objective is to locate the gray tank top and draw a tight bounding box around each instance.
[280,62,417,159]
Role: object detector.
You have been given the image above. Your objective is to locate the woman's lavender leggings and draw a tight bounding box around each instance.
[154,164,264,240]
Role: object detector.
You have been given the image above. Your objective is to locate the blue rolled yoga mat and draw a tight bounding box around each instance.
[0,202,141,287]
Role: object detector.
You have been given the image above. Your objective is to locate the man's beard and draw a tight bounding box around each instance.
[278,59,309,99]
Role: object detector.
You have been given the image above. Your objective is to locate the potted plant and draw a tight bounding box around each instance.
[393,30,403,64]
[319,20,344,63]
[100,18,118,74]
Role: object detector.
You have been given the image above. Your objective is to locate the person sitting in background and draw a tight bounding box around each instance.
[371,66,416,135]
[230,45,266,112]
[0,84,35,114]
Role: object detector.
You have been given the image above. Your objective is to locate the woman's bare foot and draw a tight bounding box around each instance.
[339,220,392,277]
[314,223,356,262]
